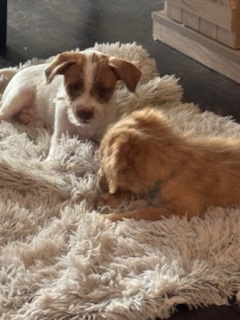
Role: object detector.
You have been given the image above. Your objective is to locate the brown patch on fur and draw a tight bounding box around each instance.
[108,57,142,92]
[90,54,142,103]
[66,79,85,100]
[91,57,119,103]
[44,51,141,104]
[45,52,86,101]
[96,107,240,221]
[45,52,85,84]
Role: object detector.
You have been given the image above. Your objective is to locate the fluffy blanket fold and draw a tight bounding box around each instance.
[0,42,240,320]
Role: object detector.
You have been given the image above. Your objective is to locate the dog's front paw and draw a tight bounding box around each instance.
[102,209,139,221]
[96,193,114,208]
[102,212,124,222]
[96,191,136,210]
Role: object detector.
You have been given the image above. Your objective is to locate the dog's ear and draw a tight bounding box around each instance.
[107,132,146,194]
[45,52,77,84]
[108,58,142,92]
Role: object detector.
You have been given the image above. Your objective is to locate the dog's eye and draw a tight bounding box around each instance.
[96,86,110,97]
[67,82,84,98]
[69,82,83,92]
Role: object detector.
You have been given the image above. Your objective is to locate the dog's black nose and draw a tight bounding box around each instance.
[77,110,93,122]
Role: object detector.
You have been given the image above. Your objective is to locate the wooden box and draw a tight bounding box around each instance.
[152,2,240,83]
[165,0,240,49]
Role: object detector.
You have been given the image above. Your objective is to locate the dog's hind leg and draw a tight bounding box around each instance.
[0,88,34,121]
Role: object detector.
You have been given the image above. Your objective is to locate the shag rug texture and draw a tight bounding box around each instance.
[0,42,240,320]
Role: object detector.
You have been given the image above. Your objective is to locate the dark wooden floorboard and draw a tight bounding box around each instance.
[0,1,240,319]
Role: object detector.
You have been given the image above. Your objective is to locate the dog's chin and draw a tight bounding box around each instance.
[77,119,93,127]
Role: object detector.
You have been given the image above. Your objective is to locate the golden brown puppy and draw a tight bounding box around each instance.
[96,107,240,221]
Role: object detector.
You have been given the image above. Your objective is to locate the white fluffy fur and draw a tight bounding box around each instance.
[0,42,239,320]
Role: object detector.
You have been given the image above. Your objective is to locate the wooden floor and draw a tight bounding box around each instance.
[1,0,240,121]
[0,1,240,319]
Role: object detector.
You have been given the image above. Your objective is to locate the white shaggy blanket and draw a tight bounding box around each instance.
[0,42,240,320]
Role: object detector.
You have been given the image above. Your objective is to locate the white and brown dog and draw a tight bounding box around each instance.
[0,50,141,157]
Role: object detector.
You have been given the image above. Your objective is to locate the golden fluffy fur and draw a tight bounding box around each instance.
[96,107,240,221]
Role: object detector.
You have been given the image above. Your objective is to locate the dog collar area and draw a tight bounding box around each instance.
[146,179,163,205]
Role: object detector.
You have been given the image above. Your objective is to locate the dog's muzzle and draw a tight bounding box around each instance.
[77,109,94,123]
